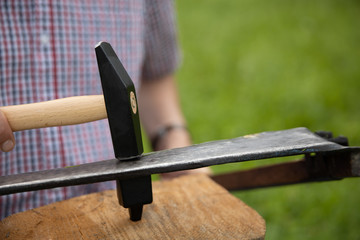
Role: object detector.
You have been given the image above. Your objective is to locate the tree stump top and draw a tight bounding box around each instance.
[1,174,266,239]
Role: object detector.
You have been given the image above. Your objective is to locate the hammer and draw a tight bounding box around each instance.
[0,42,152,221]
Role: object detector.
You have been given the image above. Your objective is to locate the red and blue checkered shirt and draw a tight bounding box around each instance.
[0,0,179,218]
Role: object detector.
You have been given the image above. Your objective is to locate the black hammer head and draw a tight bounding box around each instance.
[95,41,143,159]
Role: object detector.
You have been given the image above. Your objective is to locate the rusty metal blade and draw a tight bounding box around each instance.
[0,127,355,195]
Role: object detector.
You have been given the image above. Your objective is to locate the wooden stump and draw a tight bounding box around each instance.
[0,174,266,239]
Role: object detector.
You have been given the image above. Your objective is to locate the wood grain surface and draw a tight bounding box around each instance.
[0,174,266,239]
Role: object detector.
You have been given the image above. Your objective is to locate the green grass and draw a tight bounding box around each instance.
[172,0,360,239]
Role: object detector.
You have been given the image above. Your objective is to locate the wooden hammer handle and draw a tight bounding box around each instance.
[0,95,107,132]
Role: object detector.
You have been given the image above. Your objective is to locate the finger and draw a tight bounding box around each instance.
[0,110,15,152]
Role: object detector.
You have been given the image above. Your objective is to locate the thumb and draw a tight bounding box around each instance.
[0,110,15,152]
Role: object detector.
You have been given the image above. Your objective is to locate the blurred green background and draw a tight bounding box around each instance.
[173,0,359,239]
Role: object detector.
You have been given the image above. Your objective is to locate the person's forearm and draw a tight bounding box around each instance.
[138,75,191,150]
[138,75,212,179]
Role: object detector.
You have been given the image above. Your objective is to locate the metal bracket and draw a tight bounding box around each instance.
[211,132,359,191]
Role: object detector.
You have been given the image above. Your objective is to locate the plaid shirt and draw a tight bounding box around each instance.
[0,0,179,219]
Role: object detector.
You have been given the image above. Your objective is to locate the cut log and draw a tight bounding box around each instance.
[0,174,265,239]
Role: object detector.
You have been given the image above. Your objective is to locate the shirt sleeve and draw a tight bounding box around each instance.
[141,0,180,81]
